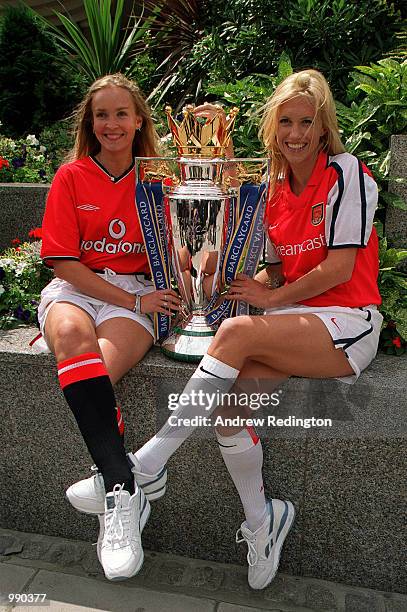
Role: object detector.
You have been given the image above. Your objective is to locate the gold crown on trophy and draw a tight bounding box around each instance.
[165,104,239,157]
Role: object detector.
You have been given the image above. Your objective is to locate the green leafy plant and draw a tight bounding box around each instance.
[376,223,407,352]
[379,321,405,355]
[140,0,402,107]
[0,4,85,138]
[0,132,55,183]
[38,120,75,172]
[274,0,402,99]
[0,234,53,330]
[38,0,154,82]
[204,53,293,157]
[138,0,203,107]
[336,58,407,230]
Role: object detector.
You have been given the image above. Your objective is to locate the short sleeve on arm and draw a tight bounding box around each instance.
[264,235,281,264]
[40,166,81,265]
[325,153,378,249]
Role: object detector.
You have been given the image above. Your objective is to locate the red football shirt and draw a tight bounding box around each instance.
[265,151,381,307]
[41,156,150,274]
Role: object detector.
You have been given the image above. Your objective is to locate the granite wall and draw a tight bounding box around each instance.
[0,327,406,595]
[0,183,49,250]
[386,135,407,249]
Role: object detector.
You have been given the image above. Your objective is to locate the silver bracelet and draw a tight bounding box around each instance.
[132,294,142,315]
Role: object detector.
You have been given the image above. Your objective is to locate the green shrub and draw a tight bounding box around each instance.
[376,223,407,348]
[336,58,407,228]
[0,238,53,330]
[205,53,293,157]
[0,132,54,183]
[38,120,74,172]
[143,0,403,107]
[37,0,153,84]
[0,4,85,138]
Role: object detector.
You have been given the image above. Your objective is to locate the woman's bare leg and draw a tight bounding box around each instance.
[209,313,353,377]
[96,317,153,385]
[45,303,136,493]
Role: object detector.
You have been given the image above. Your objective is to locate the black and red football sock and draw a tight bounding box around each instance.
[58,352,134,495]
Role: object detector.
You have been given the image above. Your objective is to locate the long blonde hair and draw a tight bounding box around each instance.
[66,73,159,162]
[259,69,345,193]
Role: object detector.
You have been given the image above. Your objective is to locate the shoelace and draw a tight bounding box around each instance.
[104,484,132,548]
[236,528,258,567]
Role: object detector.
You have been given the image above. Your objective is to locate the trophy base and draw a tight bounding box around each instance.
[161,314,217,363]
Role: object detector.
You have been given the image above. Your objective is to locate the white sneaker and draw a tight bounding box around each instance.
[66,454,167,515]
[100,483,150,581]
[236,499,295,590]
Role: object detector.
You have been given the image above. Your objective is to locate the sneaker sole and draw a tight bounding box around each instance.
[250,501,295,590]
[99,495,151,579]
[66,469,167,515]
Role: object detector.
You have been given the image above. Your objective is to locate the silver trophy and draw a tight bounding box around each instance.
[136,105,267,362]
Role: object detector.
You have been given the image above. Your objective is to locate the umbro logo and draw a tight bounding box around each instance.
[77,204,100,211]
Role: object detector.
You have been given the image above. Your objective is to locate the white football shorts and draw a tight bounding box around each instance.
[263,303,383,384]
[37,270,155,345]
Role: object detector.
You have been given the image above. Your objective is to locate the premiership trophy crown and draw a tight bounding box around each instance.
[165,104,239,157]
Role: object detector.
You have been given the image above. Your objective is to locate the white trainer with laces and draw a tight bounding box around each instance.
[100,483,150,581]
[236,498,295,590]
[66,453,167,514]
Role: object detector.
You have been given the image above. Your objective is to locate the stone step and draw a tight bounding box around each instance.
[2,528,407,611]
[0,326,406,595]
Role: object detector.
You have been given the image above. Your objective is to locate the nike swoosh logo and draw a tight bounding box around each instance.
[331,317,341,331]
[199,366,224,379]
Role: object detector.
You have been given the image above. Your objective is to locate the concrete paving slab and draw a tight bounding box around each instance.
[0,563,36,597]
[21,570,217,612]
[3,528,407,612]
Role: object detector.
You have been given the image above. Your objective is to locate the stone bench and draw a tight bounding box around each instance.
[0,326,406,595]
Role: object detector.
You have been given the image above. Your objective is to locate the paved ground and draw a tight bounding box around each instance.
[0,529,406,612]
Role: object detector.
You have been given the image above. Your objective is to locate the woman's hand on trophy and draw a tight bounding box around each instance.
[227,273,273,309]
[193,103,226,123]
[141,289,181,316]
[193,104,234,158]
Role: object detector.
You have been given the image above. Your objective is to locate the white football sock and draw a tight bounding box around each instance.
[216,427,267,532]
[136,354,239,474]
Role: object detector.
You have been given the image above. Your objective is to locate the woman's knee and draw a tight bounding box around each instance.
[213,316,255,351]
[46,313,97,360]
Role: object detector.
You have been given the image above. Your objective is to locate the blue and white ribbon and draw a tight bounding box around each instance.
[135,182,171,340]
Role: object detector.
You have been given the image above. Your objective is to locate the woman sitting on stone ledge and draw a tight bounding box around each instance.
[67,69,383,589]
[38,73,181,581]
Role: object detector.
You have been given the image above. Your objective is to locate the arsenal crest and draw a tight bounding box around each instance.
[311,202,324,226]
